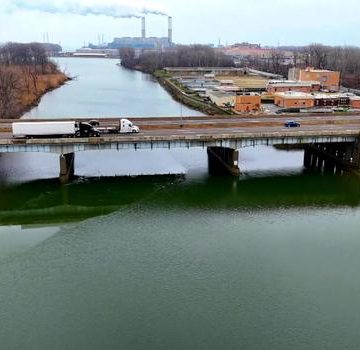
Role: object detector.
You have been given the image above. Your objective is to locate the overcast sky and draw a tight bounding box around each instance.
[1,0,359,50]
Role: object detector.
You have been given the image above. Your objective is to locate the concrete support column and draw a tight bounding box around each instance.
[351,140,360,168]
[317,157,324,172]
[303,148,312,169]
[207,147,240,176]
[311,154,318,169]
[59,153,75,184]
[334,165,344,175]
[324,159,336,174]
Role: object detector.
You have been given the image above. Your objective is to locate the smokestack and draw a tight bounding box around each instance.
[141,16,146,39]
[168,16,173,45]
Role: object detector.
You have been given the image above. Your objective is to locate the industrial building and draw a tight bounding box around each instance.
[275,92,319,109]
[350,96,360,109]
[207,90,235,108]
[107,16,173,50]
[73,48,119,58]
[267,80,321,94]
[289,68,340,92]
[235,93,261,113]
[274,91,360,109]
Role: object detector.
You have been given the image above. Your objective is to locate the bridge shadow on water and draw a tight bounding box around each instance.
[1,169,360,226]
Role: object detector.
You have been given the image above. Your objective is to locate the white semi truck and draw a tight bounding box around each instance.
[12,121,100,138]
[96,119,140,134]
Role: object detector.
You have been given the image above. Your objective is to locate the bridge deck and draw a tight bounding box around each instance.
[0,115,359,154]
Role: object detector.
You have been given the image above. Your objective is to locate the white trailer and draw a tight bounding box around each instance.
[12,121,100,138]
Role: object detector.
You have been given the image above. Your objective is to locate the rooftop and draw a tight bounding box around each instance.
[207,90,235,97]
[302,68,338,74]
[275,91,354,100]
[218,80,234,85]
[311,93,350,99]
[268,80,321,87]
[236,92,260,96]
[275,92,315,99]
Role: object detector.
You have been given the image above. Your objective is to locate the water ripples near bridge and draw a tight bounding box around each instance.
[1,58,360,350]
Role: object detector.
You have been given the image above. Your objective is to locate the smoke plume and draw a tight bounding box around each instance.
[11,0,168,19]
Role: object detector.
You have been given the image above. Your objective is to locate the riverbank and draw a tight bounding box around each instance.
[20,71,71,117]
[0,65,70,119]
[155,73,233,116]
[121,63,232,116]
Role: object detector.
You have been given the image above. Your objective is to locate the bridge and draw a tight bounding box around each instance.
[0,114,360,182]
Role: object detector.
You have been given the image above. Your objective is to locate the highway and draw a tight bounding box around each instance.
[0,115,360,141]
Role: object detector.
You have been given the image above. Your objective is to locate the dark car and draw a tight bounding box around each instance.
[284,121,301,128]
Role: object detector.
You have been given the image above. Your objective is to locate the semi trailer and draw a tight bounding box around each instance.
[12,121,100,138]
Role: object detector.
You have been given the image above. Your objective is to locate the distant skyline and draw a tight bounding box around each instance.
[1,0,360,50]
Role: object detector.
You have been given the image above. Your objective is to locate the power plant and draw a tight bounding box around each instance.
[107,16,173,50]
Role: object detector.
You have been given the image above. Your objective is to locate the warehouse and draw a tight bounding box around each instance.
[267,80,321,94]
[274,92,315,108]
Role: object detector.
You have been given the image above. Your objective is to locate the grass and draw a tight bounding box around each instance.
[1,65,69,118]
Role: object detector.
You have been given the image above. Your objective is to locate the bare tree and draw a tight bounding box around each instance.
[124,45,235,72]
[119,47,136,68]
[0,68,20,118]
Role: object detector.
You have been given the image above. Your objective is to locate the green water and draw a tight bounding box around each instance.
[1,171,360,349]
[1,58,360,349]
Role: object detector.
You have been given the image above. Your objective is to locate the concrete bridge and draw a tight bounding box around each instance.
[0,115,360,182]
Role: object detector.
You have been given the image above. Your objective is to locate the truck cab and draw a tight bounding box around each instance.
[120,119,140,133]
[76,122,100,137]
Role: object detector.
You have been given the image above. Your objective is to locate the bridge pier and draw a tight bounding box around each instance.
[304,141,360,174]
[324,159,336,174]
[304,148,312,168]
[207,147,240,176]
[59,153,75,184]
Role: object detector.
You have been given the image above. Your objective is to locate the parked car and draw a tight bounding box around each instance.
[284,120,301,128]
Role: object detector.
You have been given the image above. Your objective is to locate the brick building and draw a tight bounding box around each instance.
[350,96,360,109]
[289,68,340,92]
[274,92,314,109]
[235,93,261,113]
[267,80,321,94]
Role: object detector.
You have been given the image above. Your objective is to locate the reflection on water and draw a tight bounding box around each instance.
[0,145,359,226]
[3,58,360,350]
[1,192,360,350]
[1,170,360,226]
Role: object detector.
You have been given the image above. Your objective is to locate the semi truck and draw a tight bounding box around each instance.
[96,119,140,134]
[12,121,100,138]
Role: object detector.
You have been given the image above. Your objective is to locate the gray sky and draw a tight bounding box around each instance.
[1,0,359,50]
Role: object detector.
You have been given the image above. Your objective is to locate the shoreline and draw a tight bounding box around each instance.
[19,74,71,118]
[119,63,232,116]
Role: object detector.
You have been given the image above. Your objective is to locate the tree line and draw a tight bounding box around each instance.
[245,44,360,88]
[120,45,235,73]
[0,43,59,118]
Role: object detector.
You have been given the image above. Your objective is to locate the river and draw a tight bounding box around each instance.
[1,58,360,350]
